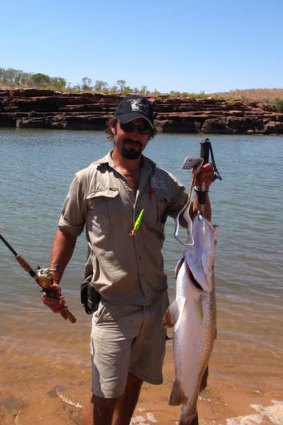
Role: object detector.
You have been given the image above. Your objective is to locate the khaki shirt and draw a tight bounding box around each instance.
[59,152,187,305]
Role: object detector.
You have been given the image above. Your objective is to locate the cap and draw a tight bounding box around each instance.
[115,96,154,128]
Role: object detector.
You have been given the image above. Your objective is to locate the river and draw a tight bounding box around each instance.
[0,129,282,424]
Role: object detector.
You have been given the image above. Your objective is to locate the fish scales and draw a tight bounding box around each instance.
[165,213,217,425]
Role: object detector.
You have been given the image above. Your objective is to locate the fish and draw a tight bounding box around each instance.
[163,212,217,425]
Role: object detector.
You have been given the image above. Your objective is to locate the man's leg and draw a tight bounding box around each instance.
[112,373,143,425]
[82,373,143,425]
[83,394,117,425]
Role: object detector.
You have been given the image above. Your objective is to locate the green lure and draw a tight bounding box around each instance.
[131,209,145,236]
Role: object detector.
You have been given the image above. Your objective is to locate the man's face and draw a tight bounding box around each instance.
[112,118,152,160]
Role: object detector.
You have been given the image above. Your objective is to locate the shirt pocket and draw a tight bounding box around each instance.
[86,188,119,231]
[145,188,169,231]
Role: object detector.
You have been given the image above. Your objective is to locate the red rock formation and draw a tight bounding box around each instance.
[0,89,282,134]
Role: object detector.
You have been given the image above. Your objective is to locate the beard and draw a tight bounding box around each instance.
[121,139,143,160]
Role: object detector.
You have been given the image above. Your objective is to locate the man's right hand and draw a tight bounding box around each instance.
[42,282,69,320]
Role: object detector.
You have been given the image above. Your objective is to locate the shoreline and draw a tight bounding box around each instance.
[1,342,282,425]
[1,303,283,425]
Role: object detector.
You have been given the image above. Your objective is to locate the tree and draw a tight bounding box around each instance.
[51,77,67,91]
[30,73,51,87]
[140,85,149,95]
[116,79,126,92]
[0,67,28,86]
[93,80,108,92]
[81,77,93,91]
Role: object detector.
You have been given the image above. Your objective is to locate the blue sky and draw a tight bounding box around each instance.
[1,0,282,93]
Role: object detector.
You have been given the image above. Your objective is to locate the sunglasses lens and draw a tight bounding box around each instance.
[121,123,133,133]
[138,125,151,135]
[120,122,151,135]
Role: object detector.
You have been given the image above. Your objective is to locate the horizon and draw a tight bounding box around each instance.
[0,67,283,96]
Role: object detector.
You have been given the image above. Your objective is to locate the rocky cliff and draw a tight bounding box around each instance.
[0,89,282,134]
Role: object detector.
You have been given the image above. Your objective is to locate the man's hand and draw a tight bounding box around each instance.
[42,282,69,320]
[194,162,214,189]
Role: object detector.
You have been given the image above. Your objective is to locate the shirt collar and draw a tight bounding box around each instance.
[95,151,156,174]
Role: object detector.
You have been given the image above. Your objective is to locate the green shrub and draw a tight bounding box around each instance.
[275,98,283,112]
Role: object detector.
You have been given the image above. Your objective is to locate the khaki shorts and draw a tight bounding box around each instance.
[90,291,169,398]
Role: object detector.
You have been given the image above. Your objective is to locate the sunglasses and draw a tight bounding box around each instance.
[120,122,152,135]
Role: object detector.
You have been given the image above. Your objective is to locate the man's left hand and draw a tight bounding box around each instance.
[194,162,214,190]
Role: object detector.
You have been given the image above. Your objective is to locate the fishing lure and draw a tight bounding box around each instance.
[131,209,145,236]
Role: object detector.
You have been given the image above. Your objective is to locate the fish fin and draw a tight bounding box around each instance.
[162,297,182,328]
[175,256,185,279]
[196,300,203,320]
[162,306,175,328]
[199,365,209,392]
[169,379,188,406]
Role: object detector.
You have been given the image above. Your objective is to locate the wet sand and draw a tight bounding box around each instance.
[1,297,283,425]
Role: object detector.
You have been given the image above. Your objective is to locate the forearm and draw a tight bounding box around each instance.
[190,192,211,221]
[50,228,77,284]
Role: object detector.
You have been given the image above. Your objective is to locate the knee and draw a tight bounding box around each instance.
[84,394,118,425]
[91,393,117,409]
[126,373,143,390]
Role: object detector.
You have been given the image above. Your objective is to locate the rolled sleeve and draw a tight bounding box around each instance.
[58,174,87,236]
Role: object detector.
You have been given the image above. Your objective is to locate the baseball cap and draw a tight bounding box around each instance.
[115,96,154,128]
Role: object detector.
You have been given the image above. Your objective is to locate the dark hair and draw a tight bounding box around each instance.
[105,117,156,141]
[105,117,118,141]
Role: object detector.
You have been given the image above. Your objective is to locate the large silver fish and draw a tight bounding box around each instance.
[164,212,217,425]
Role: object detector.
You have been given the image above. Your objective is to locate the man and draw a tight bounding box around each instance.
[43,96,214,425]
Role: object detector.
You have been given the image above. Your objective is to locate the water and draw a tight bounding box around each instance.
[1,129,283,413]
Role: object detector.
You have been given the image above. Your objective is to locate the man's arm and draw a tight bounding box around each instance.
[191,162,214,221]
[191,192,211,221]
[42,228,77,319]
[50,228,77,284]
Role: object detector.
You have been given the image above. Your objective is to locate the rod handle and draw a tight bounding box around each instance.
[65,309,77,323]
[198,139,211,210]
[16,254,36,276]
[200,139,211,164]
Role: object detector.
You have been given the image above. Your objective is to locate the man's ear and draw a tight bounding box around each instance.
[111,123,117,135]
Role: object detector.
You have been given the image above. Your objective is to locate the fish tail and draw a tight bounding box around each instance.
[169,379,188,406]
[179,411,199,425]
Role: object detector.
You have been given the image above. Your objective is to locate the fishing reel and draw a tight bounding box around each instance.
[35,266,58,289]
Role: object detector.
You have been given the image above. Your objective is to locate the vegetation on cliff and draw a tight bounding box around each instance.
[1,66,283,111]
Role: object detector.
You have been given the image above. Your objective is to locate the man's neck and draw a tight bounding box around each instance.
[111,150,142,191]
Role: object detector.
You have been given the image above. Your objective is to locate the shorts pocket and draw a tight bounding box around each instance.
[93,302,106,324]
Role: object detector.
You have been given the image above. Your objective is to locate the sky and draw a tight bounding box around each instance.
[1,0,282,94]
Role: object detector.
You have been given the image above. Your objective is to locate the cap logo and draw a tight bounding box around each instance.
[127,98,150,114]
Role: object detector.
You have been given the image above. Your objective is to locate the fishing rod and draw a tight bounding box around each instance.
[175,138,221,244]
[0,233,76,323]
[198,138,222,213]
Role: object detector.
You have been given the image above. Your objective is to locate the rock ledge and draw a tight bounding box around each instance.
[0,89,282,134]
